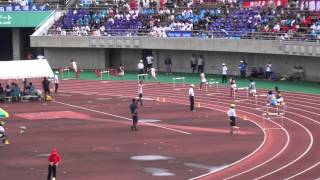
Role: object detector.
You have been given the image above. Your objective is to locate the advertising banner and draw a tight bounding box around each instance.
[0,11,52,27]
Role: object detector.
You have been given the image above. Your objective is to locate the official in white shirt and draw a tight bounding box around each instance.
[227,104,237,134]
[189,84,195,111]
[222,63,228,84]
[137,60,145,80]
[54,71,59,93]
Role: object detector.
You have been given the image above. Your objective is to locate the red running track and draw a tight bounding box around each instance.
[57,80,320,180]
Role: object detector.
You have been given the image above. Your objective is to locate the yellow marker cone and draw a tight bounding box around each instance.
[162,98,166,102]
[197,102,201,108]
[4,139,10,145]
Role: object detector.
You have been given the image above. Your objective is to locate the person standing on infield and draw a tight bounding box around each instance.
[222,63,228,84]
[189,84,195,111]
[227,104,237,134]
[137,81,143,106]
[130,98,138,131]
[47,149,61,180]
[54,71,59,93]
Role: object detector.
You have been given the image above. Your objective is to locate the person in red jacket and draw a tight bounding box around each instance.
[47,149,61,180]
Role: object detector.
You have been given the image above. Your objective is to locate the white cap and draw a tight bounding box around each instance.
[140,60,143,63]
[55,71,59,74]
[190,84,194,87]
[240,60,243,63]
[222,63,225,66]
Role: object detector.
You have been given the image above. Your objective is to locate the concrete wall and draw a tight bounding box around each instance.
[44,47,320,81]
[44,48,106,69]
[37,36,320,81]
[31,36,320,57]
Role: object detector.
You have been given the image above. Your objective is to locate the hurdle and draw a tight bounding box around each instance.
[254,94,268,106]
[262,105,286,130]
[172,77,185,89]
[61,68,70,80]
[137,74,148,81]
[233,87,249,100]
[100,70,110,80]
[206,80,220,93]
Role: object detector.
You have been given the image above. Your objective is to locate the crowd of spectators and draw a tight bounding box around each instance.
[48,0,320,41]
[0,0,50,11]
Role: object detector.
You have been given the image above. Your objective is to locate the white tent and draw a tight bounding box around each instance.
[0,59,54,80]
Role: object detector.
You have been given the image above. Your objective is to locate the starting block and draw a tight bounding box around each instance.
[172,77,185,89]
[138,74,148,81]
[100,70,110,80]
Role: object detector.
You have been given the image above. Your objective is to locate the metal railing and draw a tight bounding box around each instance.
[46,28,320,42]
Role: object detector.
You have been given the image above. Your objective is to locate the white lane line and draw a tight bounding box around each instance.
[54,101,191,135]
[60,82,318,178]
[254,116,313,180]
[285,161,320,179]
[59,89,271,180]
[188,116,267,180]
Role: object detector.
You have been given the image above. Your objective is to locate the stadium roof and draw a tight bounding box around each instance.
[0,59,54,80]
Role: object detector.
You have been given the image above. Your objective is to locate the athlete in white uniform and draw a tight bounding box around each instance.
[248,79,256,95]
[137,81,144,106]
[150,67,159,82]
[70,59,78,73]
[199,72,207,90]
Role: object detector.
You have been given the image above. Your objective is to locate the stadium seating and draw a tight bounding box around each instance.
[48,1,320,41]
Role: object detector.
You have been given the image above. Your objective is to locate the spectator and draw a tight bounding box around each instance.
[4,85,11,97]
[146,54,154,70]
[221,63,228,84]
[164,55,172,75]
[251,66,258,78]
[239,58,247,79]
[265,61,273,80]
[197,55,205,73]
[190,54,197,73]
[11,83,21,101]
[298,66,304,80]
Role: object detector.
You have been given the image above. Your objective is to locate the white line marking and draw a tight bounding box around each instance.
[254,117,313,180]
[54,101,191,135]
[285,161,320,179]
[189,119,267,180]
[60,81,316,179]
